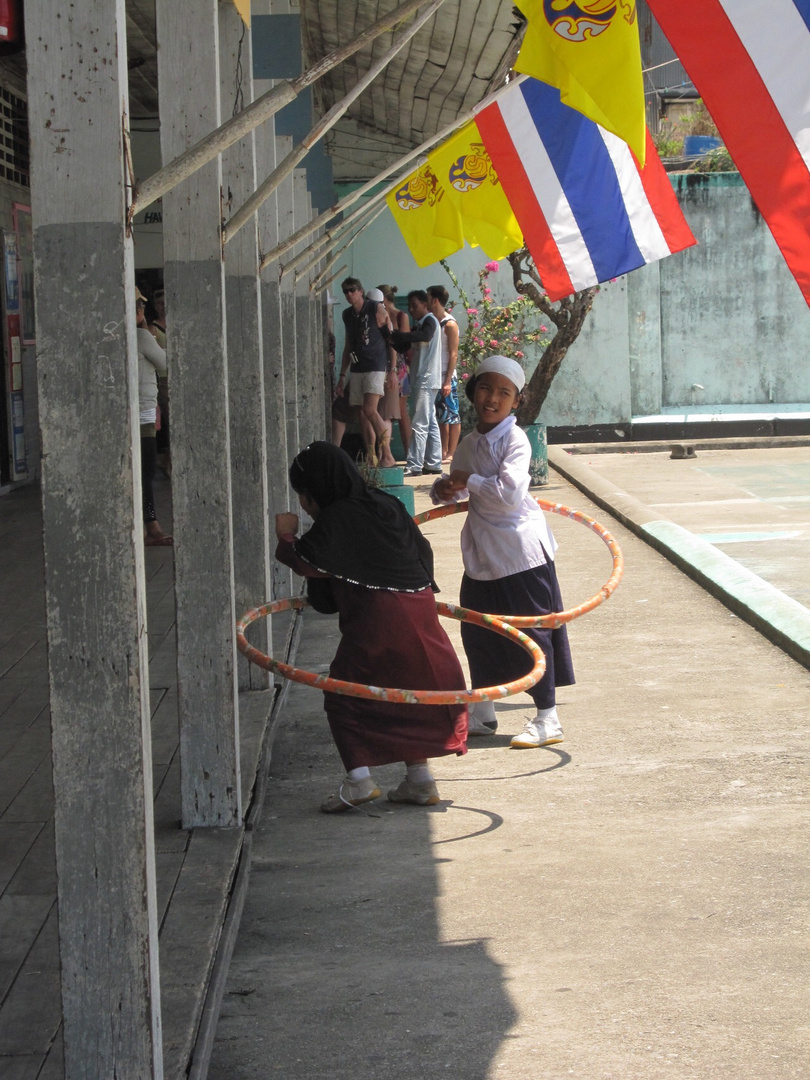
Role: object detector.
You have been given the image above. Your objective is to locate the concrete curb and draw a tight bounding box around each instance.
[548,445,810,670]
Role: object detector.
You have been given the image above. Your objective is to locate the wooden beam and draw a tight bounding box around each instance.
[222,0,446,246]
[25,0,163,1074]
[282,194,384,282]
[303,203,388,289]
[129,0,439,219]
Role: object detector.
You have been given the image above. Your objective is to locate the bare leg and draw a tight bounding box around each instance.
[362,393,396,467]
[447,421,461,459]
[439,422,450,459]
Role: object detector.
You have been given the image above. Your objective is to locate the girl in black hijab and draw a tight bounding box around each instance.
[276,442,468,812]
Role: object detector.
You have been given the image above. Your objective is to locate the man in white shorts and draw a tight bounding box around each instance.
[336,277,396,467]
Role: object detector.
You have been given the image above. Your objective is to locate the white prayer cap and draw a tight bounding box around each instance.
[476,354,525,392]
[366,287,385,303]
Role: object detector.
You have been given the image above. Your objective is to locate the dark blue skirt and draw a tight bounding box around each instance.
[459,561,575,710]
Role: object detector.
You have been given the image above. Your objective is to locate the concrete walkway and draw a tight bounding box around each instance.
[208,452,810,1080]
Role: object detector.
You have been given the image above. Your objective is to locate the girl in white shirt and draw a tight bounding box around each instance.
[431,355,574,748]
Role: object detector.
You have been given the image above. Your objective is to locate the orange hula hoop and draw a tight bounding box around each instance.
[414,498,623,629]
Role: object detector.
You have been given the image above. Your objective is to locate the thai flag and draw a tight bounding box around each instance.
[475,78,696,302]
[646,0,810,307]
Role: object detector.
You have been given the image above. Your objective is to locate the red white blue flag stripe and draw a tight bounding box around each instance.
[647,0,810,306]
[475,79,696,302]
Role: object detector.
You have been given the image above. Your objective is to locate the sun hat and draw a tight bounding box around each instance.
[475,354,526,392]
[365,287,385,303]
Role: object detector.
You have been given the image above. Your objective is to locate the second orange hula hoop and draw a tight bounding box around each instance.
[414,497,623,629]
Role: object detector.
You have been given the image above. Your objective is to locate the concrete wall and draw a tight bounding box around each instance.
[336,172,810,427]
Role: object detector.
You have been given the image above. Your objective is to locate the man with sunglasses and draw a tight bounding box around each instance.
[336,277,396,467]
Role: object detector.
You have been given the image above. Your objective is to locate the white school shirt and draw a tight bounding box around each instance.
[410,312,443,390]
[432,415,557,581]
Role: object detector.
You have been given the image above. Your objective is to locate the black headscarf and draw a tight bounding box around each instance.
[289,442,436,592]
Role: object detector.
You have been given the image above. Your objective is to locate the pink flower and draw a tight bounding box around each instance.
[512,335,519,342]
[461,373,469,380]
[466,307,478,315]
[475,339,484,347]
[490,339,499,348]
[485,261,500,272]
[539,325,547,332]
[473,321,480,329]
[515,351,524,359]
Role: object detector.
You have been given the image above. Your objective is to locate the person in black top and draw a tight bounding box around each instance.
[336,277,396,467]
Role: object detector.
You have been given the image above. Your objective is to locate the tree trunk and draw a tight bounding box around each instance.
[515,286,598,425]
[507,249,598,427]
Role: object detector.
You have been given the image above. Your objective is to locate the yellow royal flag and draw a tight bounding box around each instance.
[231,0,250,25]
[386,162,464,268]
[428,120,524,261]
[514,0,645,165]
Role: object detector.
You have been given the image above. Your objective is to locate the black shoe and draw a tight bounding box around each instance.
[422,467,442,475]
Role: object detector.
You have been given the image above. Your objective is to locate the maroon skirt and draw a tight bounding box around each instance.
[324,581,468,769]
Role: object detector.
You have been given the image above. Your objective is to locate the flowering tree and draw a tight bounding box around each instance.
[506,249,598,426]
[440,259,550,384]
[443,252,598,427]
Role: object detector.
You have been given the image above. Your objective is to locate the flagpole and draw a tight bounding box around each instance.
[222,0,446,246]
[260,74,528,272]
[128,0,440,219]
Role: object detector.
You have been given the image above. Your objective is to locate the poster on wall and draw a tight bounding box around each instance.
[13,205,34,344]
[4,230,18,313]
[3,233,26,478]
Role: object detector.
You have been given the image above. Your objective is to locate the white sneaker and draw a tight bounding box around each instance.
[510,716,564,749]
[320,775,381,813]
[467,712,496,737]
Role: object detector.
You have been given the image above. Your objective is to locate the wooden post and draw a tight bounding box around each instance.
[25,1,163,1075]
[219,4,271,691]
[156,0,241,828]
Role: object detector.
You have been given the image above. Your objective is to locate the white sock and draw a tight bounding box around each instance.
[406,763,432,784]
[347,766,370,782]
[471,699,497,724]
[535,706,559,724]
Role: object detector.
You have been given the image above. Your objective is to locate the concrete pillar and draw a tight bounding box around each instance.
[278,169,300,467]
[25,1,162,1074]
[219,4,271,691]
[156,0,241,828]
[293,172,317,445]
[255,114,294,598]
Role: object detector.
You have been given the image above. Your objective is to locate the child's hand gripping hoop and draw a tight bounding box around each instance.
[414,498,624,629]
[236,599,545,704]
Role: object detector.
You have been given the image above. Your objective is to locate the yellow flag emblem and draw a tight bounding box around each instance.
[386,163,464,268]
[515,0,645,164]
[429,120,523,261]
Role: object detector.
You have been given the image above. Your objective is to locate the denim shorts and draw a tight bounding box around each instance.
[435,375,460,425]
